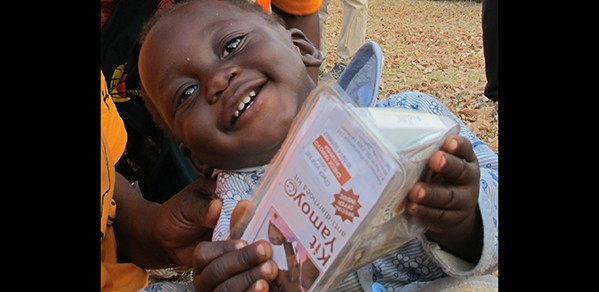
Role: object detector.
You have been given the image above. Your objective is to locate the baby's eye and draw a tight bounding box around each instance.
[222,37,243,58]
[181,85,198,101]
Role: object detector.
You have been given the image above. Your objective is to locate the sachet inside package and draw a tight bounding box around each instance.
[241,84,459,291]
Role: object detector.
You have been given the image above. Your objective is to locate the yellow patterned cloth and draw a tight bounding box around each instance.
[100,70,149,292]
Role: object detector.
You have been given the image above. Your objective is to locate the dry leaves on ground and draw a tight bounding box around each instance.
[322,0,498,153]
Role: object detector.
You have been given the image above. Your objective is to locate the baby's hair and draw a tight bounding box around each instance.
[139,0,284,44]
[138,0,285,136]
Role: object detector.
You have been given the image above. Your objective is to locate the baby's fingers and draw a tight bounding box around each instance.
[442,135,476,162]
[193,240,277,291]
[407,182,478,232]
[406,185,461,232]
[213,261,278,292]
[429,138,479,184]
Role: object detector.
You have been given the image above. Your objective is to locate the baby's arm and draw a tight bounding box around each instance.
[377,92,498,276]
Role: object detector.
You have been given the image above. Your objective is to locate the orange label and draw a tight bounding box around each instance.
[313,135,351,186]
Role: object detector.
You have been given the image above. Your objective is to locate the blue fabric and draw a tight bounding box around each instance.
[335,40,383,107]
[212,166,267,241]
[139,282,193,292]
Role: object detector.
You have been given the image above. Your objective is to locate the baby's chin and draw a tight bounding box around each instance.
[213,153,274,170]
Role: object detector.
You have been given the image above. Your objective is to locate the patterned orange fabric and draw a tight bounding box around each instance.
[100,70,148,291]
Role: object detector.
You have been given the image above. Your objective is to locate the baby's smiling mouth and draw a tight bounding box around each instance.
[230,89,257,127]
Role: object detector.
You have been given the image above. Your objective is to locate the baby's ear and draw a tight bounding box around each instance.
[289,28,323,68]
[179,144,214,178]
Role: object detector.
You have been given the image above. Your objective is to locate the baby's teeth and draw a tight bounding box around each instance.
[234,91,257,121]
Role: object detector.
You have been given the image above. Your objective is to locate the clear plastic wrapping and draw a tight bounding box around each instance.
[241,85,459,291]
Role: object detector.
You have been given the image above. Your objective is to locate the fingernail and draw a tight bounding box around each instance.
[449,138,458,151]
[234,241,247,250]
[255,280,264,291]
[418,188,425,200]
[408,203,418,213]
[438,154,446,169]
[261,261,273,275]
[257,242,266,257]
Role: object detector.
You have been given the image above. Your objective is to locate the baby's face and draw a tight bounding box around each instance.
[139,0,316,169]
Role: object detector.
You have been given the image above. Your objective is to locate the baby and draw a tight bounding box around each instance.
[137,0,498,290]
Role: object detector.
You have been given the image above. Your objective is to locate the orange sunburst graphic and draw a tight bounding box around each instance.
[332,188,361,222]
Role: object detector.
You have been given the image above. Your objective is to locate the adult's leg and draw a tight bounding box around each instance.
[337,0,368,64]
[318,0,331,71]
[482,0,498,101]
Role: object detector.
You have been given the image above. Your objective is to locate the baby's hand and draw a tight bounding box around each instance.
[406,134,480,234]
[192,240,279,291]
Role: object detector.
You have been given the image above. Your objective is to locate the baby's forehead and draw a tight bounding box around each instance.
[155,1,246,31]
[174,0,245,17]
[165,0,264,25]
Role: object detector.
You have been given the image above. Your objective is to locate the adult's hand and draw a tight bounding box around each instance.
[113,173,219,268]
[151,175,220,267]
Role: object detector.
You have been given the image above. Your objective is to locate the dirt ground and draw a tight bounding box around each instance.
[322,0,498,153]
